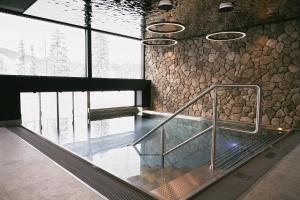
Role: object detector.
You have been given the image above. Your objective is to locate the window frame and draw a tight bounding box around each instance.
[0,10,144,80]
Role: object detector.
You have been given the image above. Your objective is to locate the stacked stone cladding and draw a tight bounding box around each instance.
[145,19,300,128]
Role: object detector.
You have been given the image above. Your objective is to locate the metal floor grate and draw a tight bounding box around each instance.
[215,133,284,170]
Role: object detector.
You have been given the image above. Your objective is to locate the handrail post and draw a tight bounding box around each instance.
[161,126,165,169]
[210,88,217,170]
[256,86,261,133]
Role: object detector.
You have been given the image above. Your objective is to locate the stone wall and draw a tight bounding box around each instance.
[145,19,300,128]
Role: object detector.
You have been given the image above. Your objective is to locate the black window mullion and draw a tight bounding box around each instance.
[85,28,92,78]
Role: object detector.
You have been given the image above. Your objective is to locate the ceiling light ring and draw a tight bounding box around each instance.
[206,31,246,41]
[142,38,178,46]
[146,22,185,34]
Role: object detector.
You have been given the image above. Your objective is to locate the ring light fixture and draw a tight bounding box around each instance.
[142,38,178,46]
[146,22,185,34]
[206,31,246,41]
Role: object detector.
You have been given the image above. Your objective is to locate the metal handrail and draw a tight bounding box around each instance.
[132,84,261,170]
[133,84,261,144]
[132,85,216,145]
[163,125,213,156]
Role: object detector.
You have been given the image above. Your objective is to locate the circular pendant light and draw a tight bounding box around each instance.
[206,2,246,42]
[146,21,185,34]
[142,38,178,46]
[206,31,246,41]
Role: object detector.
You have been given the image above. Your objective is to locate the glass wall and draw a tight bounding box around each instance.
[90,116,135,138]
[40,92,58,141]
[0,13,85,77]
[90,91,135,109]
[20,91,135,143]
[92,32,142,79]
[0,13,143,79]
[20,93,40,132]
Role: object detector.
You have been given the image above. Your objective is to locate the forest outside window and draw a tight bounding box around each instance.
[0,13,85,77]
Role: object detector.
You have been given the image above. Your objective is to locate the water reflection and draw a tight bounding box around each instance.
[25,0,300,40]
[25,0,145,38]
[22,113,284,198]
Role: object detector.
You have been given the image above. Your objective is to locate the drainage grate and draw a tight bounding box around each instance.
[219,133,283,170]
[204,133,284,170]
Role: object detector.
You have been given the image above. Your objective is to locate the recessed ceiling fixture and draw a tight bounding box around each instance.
[206,2,246,41]
[219,2,234,12]
[146,21,185,34]
[158,0,173,11]
[142,38,178,47]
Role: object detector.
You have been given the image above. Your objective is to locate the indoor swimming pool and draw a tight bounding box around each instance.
[22,112,286,200]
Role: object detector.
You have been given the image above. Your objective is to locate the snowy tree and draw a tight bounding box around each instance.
[93,34,109,77]
[49,29,69,76]
[0,57,4,74]
[17,40,26,75]
[0,57,6,74]
[93,120,110,137]
[29,45,37,75]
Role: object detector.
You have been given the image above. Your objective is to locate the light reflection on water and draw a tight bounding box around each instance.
[90,145,141,179]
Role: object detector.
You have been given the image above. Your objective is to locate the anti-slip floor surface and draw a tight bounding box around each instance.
[241,138,300,200]
[0,127,106,200]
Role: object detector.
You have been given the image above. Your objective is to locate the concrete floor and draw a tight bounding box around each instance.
[241,140,300,200]
[0,128,106,200]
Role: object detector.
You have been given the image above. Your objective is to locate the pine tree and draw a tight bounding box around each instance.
[41,41,49,75]
[17,40,26,75]
[29,45,37,75]
[50,29,69,76]
[93,34,109,77]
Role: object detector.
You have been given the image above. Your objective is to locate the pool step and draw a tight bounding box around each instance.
[128,132,284,198]
[127,166,190,191]
[151,165,225,200]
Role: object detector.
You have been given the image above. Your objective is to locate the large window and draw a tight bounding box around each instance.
[20,93,40,133]
[0,13,143,79]
[90,91,135,109]
[0,13,85,77]
[92,32,142,79]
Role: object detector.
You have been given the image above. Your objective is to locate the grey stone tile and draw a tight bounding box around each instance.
[0,185,10,200]
[0,191,11,200]
[242,144,300,200]
[0,128,105,200]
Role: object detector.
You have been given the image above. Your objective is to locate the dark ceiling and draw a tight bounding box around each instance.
[0,0,37,12]
[0,0,299,39]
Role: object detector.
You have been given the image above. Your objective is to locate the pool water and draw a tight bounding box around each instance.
[22,112,285,199]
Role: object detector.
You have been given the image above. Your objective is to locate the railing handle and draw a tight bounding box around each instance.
[161,126,165,169]
[131,84,262,149]
[210,88,217,170]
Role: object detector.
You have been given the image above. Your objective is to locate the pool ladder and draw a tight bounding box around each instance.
[132,84,262,170]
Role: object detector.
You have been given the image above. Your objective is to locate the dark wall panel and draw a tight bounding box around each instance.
[0,75,151,121]
[0,90,20,121]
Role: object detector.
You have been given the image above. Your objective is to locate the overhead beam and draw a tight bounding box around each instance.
[0,0,37,13]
